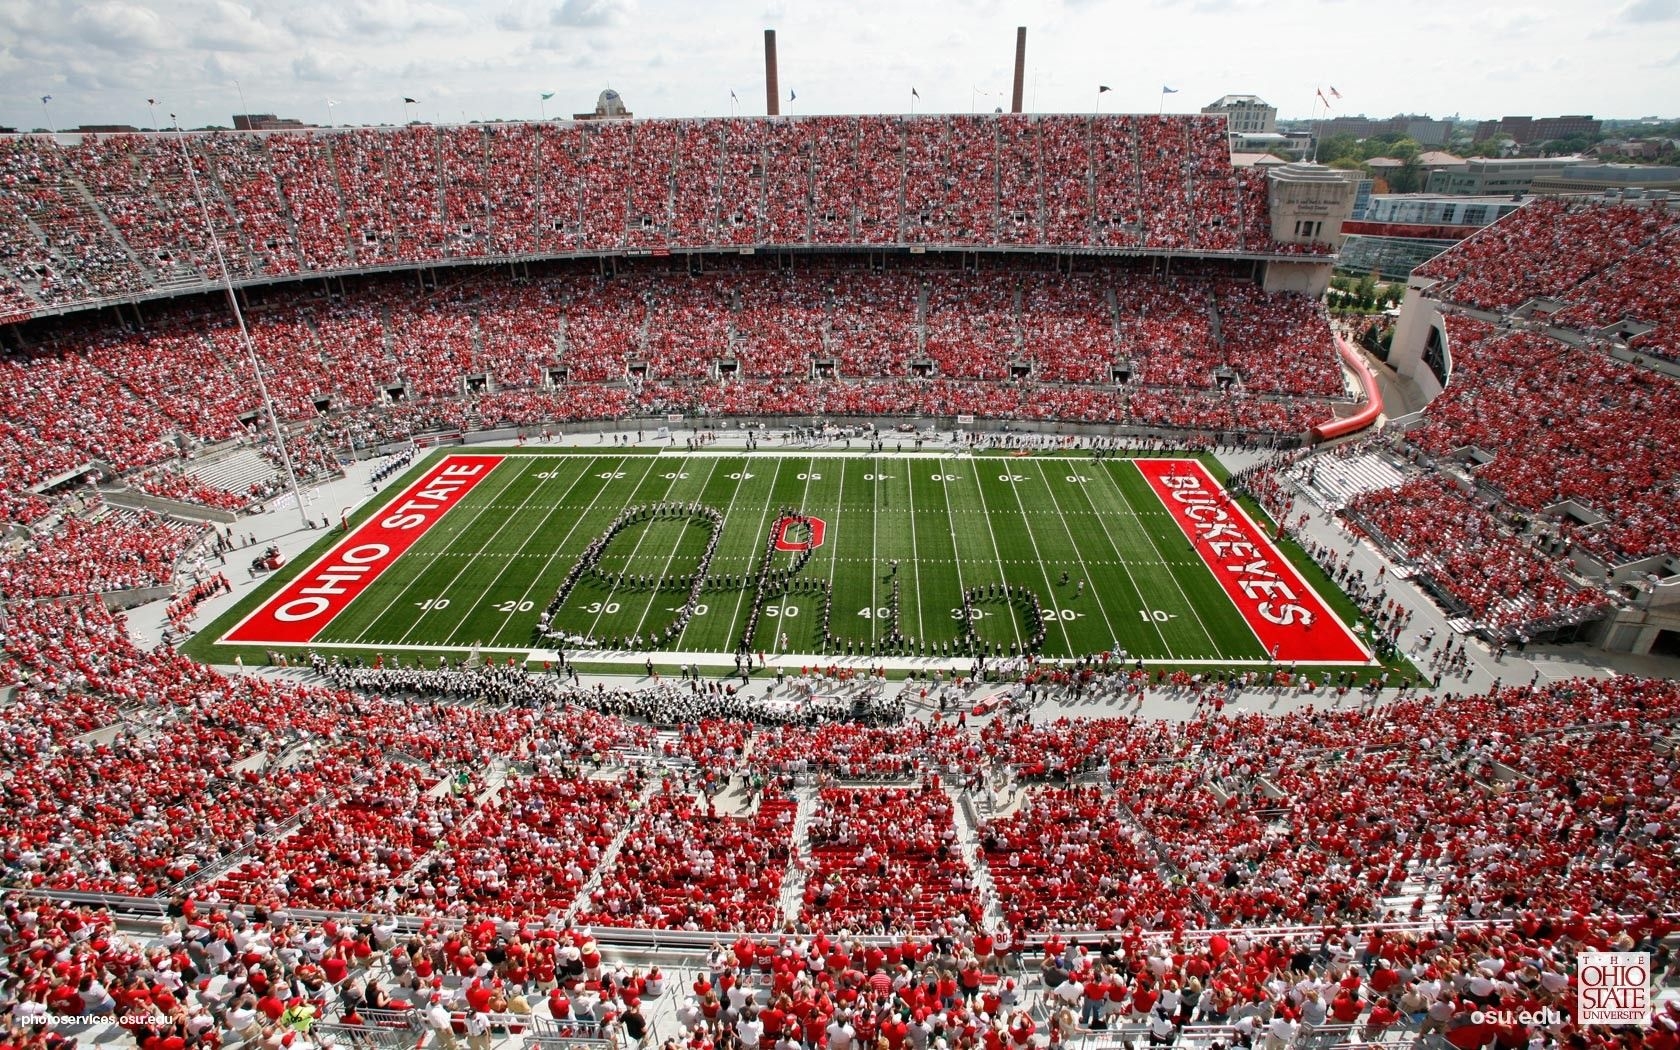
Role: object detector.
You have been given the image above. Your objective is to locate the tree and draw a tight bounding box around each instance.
[1317,133,1360,164]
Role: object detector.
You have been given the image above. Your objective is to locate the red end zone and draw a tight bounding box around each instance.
[225,454,504,645]
[1135,460,1370,664]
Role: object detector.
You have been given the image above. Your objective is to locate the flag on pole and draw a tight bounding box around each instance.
[1098,85,1112,94]
[789,89,796,101]
[40,95,52,104]
[912,87,920,99]
[1161,85,1178,94]
[1329,85,1342,99]
[1316,88,1331,107]
[729,88,738,101]
[147,97,156,105]
[403,96,417,104]
[540,91,555,100]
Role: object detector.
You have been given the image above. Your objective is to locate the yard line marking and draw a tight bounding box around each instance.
[674,455,758,652]
[583,463,693,642]
[931,455,973,648]
[718,457,788,654]
[870,453,881,646]
[1025,460,1123,651]
[994,462,1076,654]
[904,464,925,642]
[628,457,723,644]
[448,456,605,642]
[961,467,1028,651]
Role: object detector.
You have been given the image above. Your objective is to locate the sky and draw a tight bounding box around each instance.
[1,0,1677,133]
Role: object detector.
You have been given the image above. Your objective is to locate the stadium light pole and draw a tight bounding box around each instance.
[169,115,312,530]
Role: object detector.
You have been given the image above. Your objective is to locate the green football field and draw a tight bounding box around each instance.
[212,448,1366,665]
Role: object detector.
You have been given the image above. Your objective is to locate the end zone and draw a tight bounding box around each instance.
[224,454,504,646]
[1135,459,1371,664]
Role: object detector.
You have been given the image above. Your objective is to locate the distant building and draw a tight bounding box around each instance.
[574,89,632,121]
[1529,163,1680,195]
[1203,94,1276,135]
[1228,131,1310,158]
[1317,114,1452,147]
[74,124,140,134]
[233,114,311,131]
[1473,115,1601,145]
[1337,194,1525,279]
[1425,157,1588,195]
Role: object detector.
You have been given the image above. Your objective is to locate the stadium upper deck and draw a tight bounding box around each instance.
[0,113,1321,319]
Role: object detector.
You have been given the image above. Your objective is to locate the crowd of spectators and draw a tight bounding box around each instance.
[0,261,1352,535]
[0,581,1676,1008]
[1418,197,1680,362]
[0,115,1327,318]
[1402,316,1680,563]
[1346,474,1609,630]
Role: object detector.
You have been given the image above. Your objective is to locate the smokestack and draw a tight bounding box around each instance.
[1011,27,1026,113]
[765,29,780,116]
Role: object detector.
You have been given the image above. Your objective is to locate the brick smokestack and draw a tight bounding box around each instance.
[1011,27,1026,113]
[765,29,780,116]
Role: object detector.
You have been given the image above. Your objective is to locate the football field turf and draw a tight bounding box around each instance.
[213,449,1371,666]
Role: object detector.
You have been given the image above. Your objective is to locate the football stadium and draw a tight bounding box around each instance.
[0,16,1677,1050]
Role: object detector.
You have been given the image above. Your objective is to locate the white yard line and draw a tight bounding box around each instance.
[716,458,788,653]
[626,457,723,643]
[582,464,693,642]
[905,466,925,641]
[962,468,1031,651]
[1025,460,1122,651]
[344,457,532,644]
[992,464,1076,653]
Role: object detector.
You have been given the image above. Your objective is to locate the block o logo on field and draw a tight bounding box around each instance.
[1578,951,1650,1026]
[773,516,827,552]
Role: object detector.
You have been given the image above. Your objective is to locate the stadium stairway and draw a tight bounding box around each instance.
[778,785,817,925]
[1293,451,1407,511]
[184,445,280,501]
[1378,859,1447,921]
[953,787,1008,934]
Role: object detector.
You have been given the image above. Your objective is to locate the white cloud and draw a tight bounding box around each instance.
[70,1,170,53]
[1622,0,1678,20]
[550,0,633,27]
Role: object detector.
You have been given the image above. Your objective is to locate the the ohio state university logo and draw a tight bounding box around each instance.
[773,516,827,551]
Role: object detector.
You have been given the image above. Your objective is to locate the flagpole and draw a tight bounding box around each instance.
[147,99,159,134]
[540,96,547,120]
[170,115,310,529]
[40,96,52,136]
